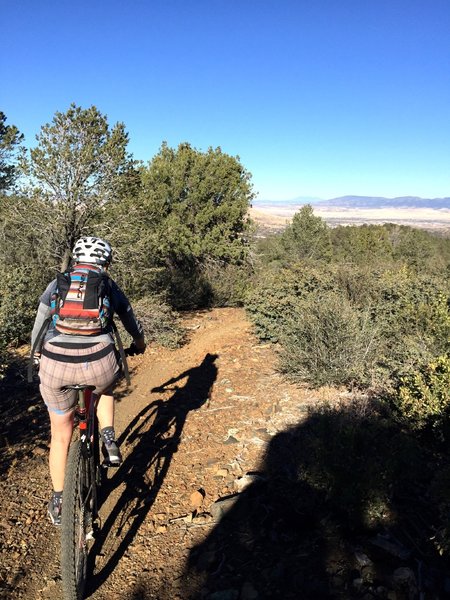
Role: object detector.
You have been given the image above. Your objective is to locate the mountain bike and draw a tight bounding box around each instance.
[30,340,139,599]
[60,384,113,600]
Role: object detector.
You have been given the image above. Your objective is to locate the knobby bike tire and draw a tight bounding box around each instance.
[60,440,95,600]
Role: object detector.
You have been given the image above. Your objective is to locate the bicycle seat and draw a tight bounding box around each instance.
[61,384,97,391]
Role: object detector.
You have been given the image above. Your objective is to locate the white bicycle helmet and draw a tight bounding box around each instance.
[72,237,112,265]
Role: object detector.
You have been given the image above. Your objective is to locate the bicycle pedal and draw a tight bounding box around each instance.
[86,530,95,541]
[102,459,121,468]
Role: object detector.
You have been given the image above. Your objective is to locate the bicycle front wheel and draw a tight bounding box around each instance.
[61,440,95,600]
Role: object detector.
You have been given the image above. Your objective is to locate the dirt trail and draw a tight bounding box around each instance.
[4,307,447,599]
[2,308,325,600]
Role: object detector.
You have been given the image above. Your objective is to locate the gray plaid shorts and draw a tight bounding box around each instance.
[39,341,120,414]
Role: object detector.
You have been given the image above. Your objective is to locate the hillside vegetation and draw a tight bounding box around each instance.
[0,105,254,371]
[2,105,450,439]
[2,105,450,563]
[251,205,450,402]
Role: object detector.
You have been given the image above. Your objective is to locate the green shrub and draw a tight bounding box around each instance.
[286,398,408,527]
[245,263,336,342]
[0,344,7,380]
[200,258,252,307]
[166,259,213,310]
[0,265,47,348]
[279,294,379,387]
[370,270,450,379]
[246,260,450,390]
[394,355,450,432]
[117,294,184,349]
[331,264,383,308]
[0,264,48,380]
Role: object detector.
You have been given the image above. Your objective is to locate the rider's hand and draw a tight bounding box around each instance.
[125,341,146,356]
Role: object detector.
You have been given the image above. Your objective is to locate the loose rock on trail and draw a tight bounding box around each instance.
[1,308,447,599]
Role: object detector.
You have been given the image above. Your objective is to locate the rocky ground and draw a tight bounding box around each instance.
[1,308,449,599]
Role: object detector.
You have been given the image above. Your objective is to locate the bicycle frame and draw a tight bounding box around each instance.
[61,384,101,600]
[76,387,97,458]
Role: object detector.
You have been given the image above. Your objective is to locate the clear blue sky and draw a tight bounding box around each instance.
[2,0,449,201]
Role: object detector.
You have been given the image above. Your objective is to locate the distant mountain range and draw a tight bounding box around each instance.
[255,196,450,209]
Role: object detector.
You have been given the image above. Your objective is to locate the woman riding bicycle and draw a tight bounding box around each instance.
[31,237,146,525]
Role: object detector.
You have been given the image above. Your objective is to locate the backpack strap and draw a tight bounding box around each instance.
[28,316,51,383]
[84,270,107,308]
[111,320,131,386]
[55,272,71,309]
[55,269,108,309]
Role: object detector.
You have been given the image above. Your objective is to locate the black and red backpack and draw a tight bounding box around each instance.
[51,264,112,336]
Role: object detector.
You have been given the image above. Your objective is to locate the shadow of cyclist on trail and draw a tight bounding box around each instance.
[86,353,218,597]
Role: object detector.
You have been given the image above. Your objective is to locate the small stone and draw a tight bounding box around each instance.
[192,512,211,524]
[234,473,265,493]
[254,428,272,441]
[215,469,229,477]
[210,495,239,520]
[227,428,239,437]
[33,447,46,457]
[190,489,205,509]
[156,525,167,534]
[223,436,239,445]
[361,565,375,584]
[355,550,372,567]
[249,437,266,447]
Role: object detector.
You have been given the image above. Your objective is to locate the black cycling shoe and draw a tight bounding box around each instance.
[101,427,122,466]
[47,495,62,526]
[103,440,122,466]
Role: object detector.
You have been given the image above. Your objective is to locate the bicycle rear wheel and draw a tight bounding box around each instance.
[61,440,95,600]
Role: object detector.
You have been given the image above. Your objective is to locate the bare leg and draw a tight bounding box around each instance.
[48,410,74,491]
[96,394,114,430]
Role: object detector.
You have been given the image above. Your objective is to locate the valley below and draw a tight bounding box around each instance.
[250,203,450,235]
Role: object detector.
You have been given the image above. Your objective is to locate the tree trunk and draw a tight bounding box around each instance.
[60,248,71,272]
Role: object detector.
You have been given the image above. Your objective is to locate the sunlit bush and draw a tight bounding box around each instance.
[246,260,450,389]
[394,355,450,432]
[117,294,184,349]
[279,294,379,387]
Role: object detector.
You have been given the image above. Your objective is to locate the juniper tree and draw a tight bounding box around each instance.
[281,204,332,262]
[23,103,131,269]
[104,142,255,303]
[0,111,23,192]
